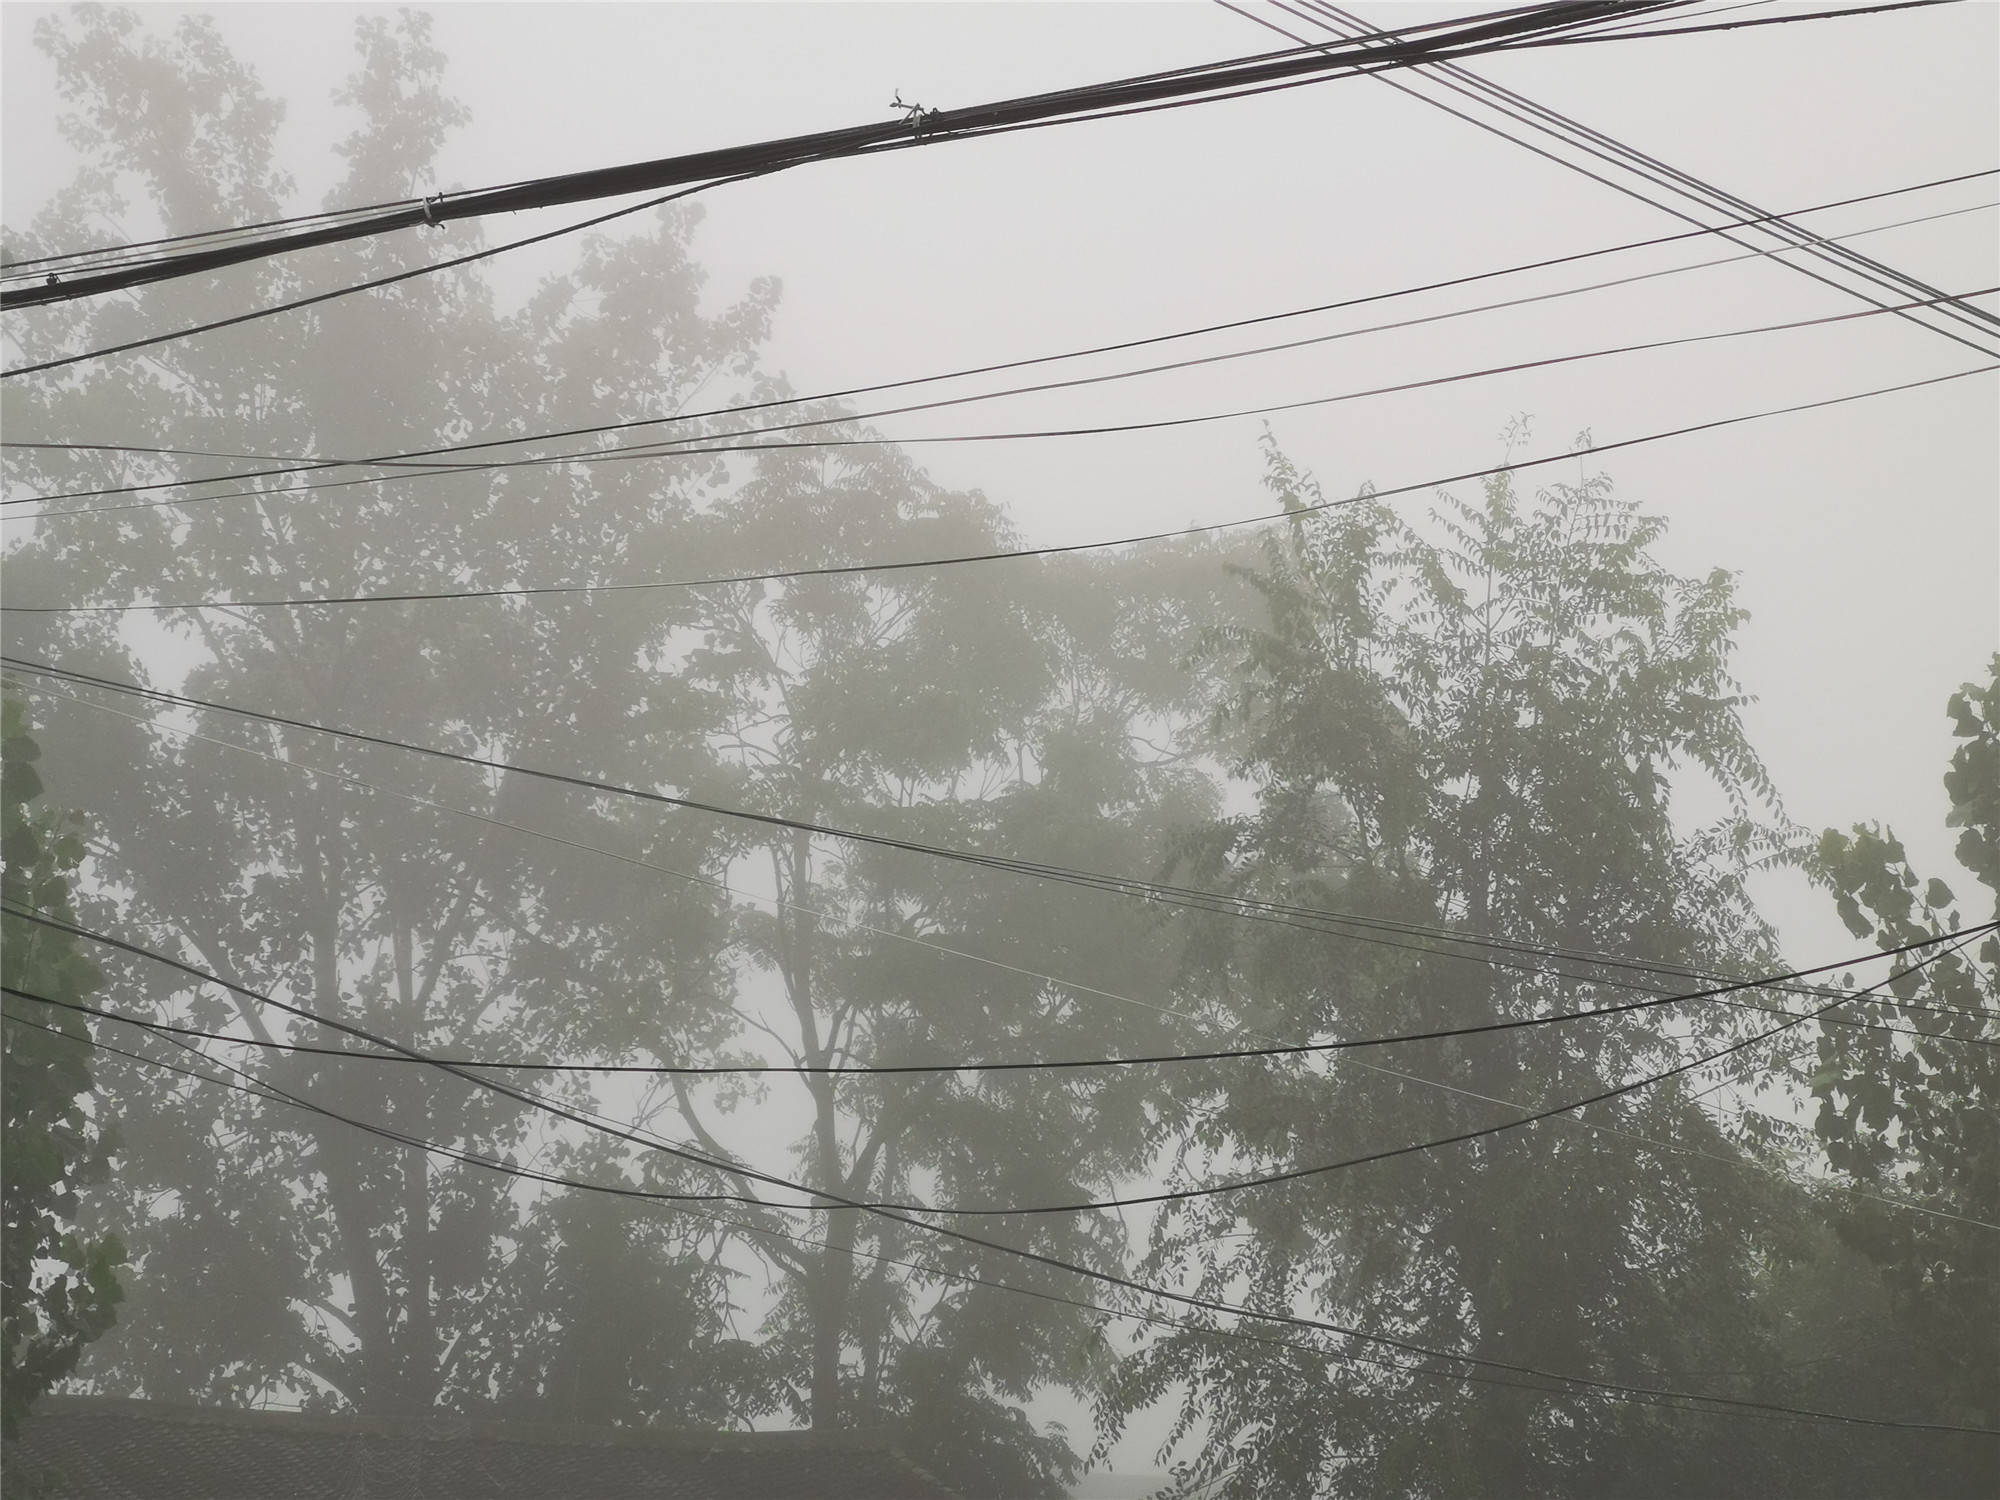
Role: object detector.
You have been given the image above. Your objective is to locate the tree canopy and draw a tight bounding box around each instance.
[2,10,1993,1498]
[2,690,124,1444]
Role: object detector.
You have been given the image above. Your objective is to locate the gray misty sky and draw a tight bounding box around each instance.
[5,0,1993,970]
[2,0,1996,1480]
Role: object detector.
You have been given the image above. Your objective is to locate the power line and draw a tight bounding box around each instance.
[8,899,1987,1222]
[7,1003,1959,1436]
[0,1007,1663,1430]
[934,933,1990,1217]
[19,260,1994,527]
[11,169,1991,513]
[0,669,1780,994]
[3,736,1984,1248]
[13,965,1986,1072]
[1231,0,2000,360]
[16,908,1984,1084]
[315,282,1990,470]
[3,6,1956,381]
[14,666,1989,1179]
[9,652,1995,1034]
[2,919,1990,1435]
[8,359,1993,612]
[19,670,1985,1063]
[0,4,1598,288]
[0,200,428,280]
[10,647,1994,1220]
[3,0,1958,305]
[0,5,1700,315]
[0,176,762,382]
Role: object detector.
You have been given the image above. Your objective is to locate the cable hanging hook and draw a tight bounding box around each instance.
[890,90,942,141]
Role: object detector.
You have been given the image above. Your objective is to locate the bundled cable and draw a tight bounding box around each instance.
[3,4,1678,312]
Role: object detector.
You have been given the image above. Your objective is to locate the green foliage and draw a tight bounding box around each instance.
[1093,435,1874,1497]
[4,5,762,1419]
[1,691,125,1441]
[662,438,1250,1491]
[0,14,1251,1492]
[1789,655,1999,1456]
[13,11,1988,1493]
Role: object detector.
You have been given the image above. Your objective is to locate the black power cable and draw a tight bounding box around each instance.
[6,360,1991,611]
[10,651,1998,1037]
[2,908,1991,1434]
[17,668,1996,1061]
[13,167,1989,514]
[11,919,1984,1085]
[7,881,1990,1222]
[11,1005,1709,1428]
[19,667,1988,1038]
[1235,0,2000,360]
[0,4,1675,313]
[7,1002,1963,1435]
[4,4,1948,379]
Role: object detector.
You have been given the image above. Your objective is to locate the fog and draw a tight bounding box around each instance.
[2,4,1995,1497]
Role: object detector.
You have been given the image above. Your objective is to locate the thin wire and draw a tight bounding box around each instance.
[0,1006,1578,1418]
[1233,0,2000,360]
[10,359,1994,610]
[9,899,1987,1222]
[0,175,766,382]
[3,917,1991,1435]
[0,199,428,276]
[11,652,1996,1030]
[0,3,1686,316]
[16,952,1986,1070]
[21,247,1991,523]
[18,904,1983,1079]
[14,670,1989,1234]
[9,1004,1952,1435]
[1498,0,1967,46]
[13,171,1991,514]
[953,935,1988,1218]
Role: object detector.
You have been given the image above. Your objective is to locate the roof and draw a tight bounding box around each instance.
[11,1396,964,1499]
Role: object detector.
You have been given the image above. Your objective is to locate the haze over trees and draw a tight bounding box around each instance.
[1,11,1994,1499]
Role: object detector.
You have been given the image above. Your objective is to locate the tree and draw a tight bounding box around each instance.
[1,690,124,1441]
[1,14,1257,1483]
[1784,655,1999,1485]
[641,441,1249,1493]
[1093,433,1902,1496]
[3,7,769,1416]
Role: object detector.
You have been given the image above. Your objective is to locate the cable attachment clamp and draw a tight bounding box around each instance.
[420,193,447,229]
[890,90,943,141]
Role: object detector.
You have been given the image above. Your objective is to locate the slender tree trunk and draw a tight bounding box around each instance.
[396,922,437,1408]
[810,1209,857,1428]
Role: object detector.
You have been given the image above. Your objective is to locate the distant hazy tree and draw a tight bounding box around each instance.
[1,692,124,1442]
[653,439,1248,1493]
[1,10,1262,1484]
[2,8,769,1416]
[1091,435,1917,1497]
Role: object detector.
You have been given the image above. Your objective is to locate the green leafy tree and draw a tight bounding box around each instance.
[1,691,125,1440]
[1093,434,1901,1497]
[2,14,1261,1482]
[1787,656,1999,1471]
[2,8,769,1417]
[651,444,1247,1493]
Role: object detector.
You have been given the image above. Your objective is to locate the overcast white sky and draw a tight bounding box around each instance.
[6,0,1994,957]
[4,0,1996,1479]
